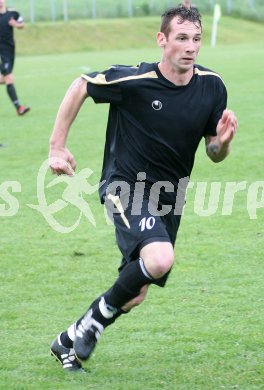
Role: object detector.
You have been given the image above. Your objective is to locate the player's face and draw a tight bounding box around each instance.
[158,17,202,73]
[0,0,6,11]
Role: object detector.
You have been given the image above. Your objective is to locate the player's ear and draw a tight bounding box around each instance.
[157,32,167,48]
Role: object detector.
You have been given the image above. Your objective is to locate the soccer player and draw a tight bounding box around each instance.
[49,4,237,371]
[0,0,30,115]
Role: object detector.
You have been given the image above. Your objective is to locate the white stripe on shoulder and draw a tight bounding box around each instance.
[81,70,158,85]
[194,68,223,81]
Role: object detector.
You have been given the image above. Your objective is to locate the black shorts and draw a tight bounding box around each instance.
[0,49,15,75]
[105,188,181,286]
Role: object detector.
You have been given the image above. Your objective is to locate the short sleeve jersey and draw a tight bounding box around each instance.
[82,62,227,203]
[0,9,22,49]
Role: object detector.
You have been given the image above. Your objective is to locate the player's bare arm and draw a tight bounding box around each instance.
[205,109,238,163]
[8,17,24,29]
[49,77,88,176]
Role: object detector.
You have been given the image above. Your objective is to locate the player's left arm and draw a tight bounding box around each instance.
[8,14,25,29]
[205,109,238,163]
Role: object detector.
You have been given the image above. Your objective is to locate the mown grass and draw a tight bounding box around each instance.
[0,16,264,390]
[14,15,264,56]
[10,0,175,21]
[11,0,264,22]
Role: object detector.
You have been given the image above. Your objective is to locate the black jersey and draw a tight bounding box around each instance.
[82,62,227,204]
[0,9,22,49]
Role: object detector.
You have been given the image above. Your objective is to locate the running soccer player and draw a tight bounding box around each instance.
[49,4,237,371]
[0,0,30,115]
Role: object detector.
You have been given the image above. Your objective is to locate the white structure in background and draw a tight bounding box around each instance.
[10,0,260,23]
[211,4,221,48]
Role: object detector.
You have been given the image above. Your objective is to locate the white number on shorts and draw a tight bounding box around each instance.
[139,217,156,232]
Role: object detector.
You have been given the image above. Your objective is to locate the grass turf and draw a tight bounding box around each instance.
[14,15,264,56]
[0,17,264,390]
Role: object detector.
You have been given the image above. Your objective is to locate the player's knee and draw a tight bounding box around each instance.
[152,253,174,278]
[5,73,14,84]
[141,243,175,279]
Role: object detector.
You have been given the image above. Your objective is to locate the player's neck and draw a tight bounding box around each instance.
[158,62,194,86]
[0,6,6,14]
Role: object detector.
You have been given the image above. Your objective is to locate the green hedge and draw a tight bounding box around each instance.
[9,0,264,22]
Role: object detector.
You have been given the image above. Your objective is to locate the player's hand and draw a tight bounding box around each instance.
[49,147,76,176]
[216,109,238,145]
[8,18,17,27]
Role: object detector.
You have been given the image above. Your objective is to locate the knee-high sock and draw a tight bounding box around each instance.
[103,258,153,308]
[6,84,20,108]
[60,259,153,348]
[60,299,126,348]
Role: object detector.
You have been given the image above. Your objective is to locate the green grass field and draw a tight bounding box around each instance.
[10,0,264,22]
[14,15,264,56]
[1,16,264,390]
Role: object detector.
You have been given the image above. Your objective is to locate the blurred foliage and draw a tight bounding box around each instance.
[8,0,264,23]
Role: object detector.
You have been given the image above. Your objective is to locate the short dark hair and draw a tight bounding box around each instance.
[160,4,202,37]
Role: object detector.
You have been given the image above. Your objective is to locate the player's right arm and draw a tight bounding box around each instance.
[49,77,88,176]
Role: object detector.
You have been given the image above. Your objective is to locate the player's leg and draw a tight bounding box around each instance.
[5,72,20,108]
[1,52,30,115]
[53,283,149,365]
[140,241,175,279]
[99,197,181,313]
[5,73,30,115]
[122,284,149,311]
[71,242,173,362]
[72,187,178,360]
[51,246,172,369]
[4,73,20,109]
[0,54,4,84]
[50,194,179,369]
[50,332,84,372]
[50,294,127,371]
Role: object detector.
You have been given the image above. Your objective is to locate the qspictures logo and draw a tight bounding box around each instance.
[0,158,264,233]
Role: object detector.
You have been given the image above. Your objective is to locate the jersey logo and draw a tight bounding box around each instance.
[152,100,162,111]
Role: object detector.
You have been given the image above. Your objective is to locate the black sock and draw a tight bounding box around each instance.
[62,258,152,343]
[60,331,73,348]
[6,84,20,108]
[60,297,123,349]
[76,296,125,329]
[103,258,153,308]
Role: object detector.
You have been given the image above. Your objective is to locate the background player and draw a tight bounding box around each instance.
[0,0,30,115]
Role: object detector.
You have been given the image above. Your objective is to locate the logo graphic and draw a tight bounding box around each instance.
[152,100,163,111]
[27,158,105,233]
